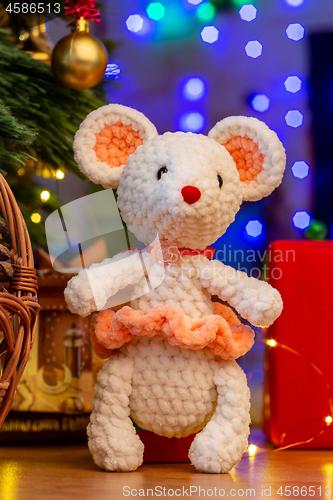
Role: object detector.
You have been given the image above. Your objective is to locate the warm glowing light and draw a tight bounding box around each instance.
[248,444,258,456]
[0,462,21,500]
[325,416,333,425]
[266,339,277,347]
[40,190,50,202]
[17,168,25,176]
[42,168,52,178]
[31,213,42,224]
[323,463,333,475]
[55,169,65,180]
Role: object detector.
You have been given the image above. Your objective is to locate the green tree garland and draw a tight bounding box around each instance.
[0,28,107,248]
[0,100,36,166]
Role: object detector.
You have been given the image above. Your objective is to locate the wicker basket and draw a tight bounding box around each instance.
[0,174,40,428]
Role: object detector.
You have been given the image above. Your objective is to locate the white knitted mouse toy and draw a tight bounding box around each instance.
[64,104,285,473]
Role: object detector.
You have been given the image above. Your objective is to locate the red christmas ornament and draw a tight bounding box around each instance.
[64,0,100,22]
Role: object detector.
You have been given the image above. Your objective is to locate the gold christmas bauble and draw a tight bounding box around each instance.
[51,19,107,91]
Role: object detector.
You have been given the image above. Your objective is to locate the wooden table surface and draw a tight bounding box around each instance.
[0,430,332,500]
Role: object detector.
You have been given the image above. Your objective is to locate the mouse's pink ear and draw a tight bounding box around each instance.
[73,104,158,189]
[208,116,286,201]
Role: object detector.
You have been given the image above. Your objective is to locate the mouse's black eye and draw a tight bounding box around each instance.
[217,174,223,188]
[157,166,168,180]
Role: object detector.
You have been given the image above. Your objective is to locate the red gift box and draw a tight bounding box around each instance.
[138,431,195,462]
[263,240,333,448]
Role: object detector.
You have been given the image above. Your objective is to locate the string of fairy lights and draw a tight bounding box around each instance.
[244,335,333,457]
[31,169,65,225]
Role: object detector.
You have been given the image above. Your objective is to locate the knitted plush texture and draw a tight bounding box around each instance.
[73,104,158,189]
[65,253,283,326]
[89,303,255,360]
[208,116,286,202]
[87,341,250,473]
[117,132,242,249]
[65,104,286,474]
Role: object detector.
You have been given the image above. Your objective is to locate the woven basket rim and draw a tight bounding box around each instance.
[0,173,40,428]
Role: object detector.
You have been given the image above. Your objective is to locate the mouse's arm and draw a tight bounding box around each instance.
[195,257,283,327]
[64,250,151,317]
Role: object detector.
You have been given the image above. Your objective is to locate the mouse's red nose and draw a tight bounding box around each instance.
[181,186,201,205]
